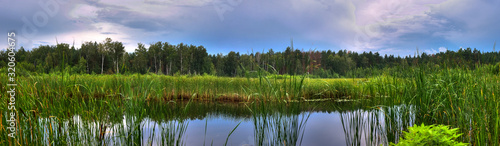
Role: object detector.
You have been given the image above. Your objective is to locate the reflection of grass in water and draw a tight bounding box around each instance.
[250,102,311,146]
[380,104,415,144]
[0,90,373,145]
[340,105,414,146]
[0,97,190,145]
[341,109,383,146]
[158,120,188,146]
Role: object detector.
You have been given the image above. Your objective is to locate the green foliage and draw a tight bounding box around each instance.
[311,68,340,78]
[18,61,35,72]
[77,56,87,74]
[328,53,356,76]
[493,62,500,74]
[4,38,500,78]
[392,124,467,146]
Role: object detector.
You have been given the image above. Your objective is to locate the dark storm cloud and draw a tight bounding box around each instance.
[0,0,93,48]
[1,0,500,55]
[168,0,356,53]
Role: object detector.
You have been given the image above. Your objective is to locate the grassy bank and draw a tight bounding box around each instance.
[1,66,499,145]
[0,74,366,103]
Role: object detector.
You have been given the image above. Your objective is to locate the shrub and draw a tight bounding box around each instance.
[392,123,467,146]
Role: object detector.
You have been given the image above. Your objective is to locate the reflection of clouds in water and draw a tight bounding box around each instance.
[301,112,347,145]
[185,118,254,146]
[237,135,254,146]
[34,104,413,145]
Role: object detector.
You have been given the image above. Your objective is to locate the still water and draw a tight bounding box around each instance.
[60,101,413,146]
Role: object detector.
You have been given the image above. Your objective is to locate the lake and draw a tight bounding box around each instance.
[33,101,414,146]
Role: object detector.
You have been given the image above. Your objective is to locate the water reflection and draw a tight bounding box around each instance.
[22,102,414,146]
[251,103,310,146]
[340,109,387,146]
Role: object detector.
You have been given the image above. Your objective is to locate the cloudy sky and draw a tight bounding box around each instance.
[1,0,499,56]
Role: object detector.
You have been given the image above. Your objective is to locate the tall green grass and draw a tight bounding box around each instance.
[1,74,363,104]
[367,66,500,145]
[1,64,499,145]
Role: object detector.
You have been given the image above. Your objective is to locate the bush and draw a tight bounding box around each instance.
[392,123,467,146]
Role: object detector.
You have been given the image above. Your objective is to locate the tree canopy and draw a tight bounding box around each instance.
[2,38,499,77]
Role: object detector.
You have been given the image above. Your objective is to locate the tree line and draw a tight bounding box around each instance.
[1,38,500,77]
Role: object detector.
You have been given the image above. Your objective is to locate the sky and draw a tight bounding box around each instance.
[1,0,499,56]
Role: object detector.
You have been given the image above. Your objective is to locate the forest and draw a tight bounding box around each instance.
[1,38,500,77]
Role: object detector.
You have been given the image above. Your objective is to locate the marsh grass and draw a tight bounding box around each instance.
[0,96,191,145]
[1,64,499,145]
[249,102,310,146]
[368,66,500,145]
[1,73,363,104]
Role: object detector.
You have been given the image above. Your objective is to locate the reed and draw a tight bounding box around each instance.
[369,65,500,145]
[1,64,499,145]
[1,74,363,104]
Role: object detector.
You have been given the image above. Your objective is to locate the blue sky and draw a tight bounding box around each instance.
[1,0,499,56]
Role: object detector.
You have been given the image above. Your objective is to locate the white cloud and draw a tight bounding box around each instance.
[344,0,451,55]
[422,47,447,55]
[428,0,500,43]
[144,0,213,6]
[438,47,447,52]
[3,0,500,56]
[423,48,437,54]
[70,4,99,19]
[378,47,415,56]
